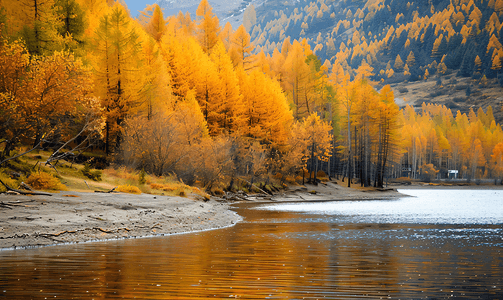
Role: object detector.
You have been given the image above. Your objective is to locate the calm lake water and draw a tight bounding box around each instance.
[1,189,502,299]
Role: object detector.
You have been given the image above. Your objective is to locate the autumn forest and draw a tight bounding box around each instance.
[1,0,503,193]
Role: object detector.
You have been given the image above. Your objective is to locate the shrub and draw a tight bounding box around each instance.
[26,172,67,191]
[138,168,147,185]
[285,176,296,184]
[317,170,327,178]
[392,177,412,184]
[117,185,142,194]
[149,182,191,195]
[150,183,163,190]
[0,172,18,192]
[176,188,186,197]
[81,164,102,181]
[420,164,438,182]
[398,87,409,93]
[213,187,224,196]
[161,186,176,192]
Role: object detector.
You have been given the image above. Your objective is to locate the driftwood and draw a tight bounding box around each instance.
[223,193,254,201]
[0,179,52,196]
[0,202,13,209]
[0,199,36,209]
[237,178,271,195]
[94,186,117,193]
[20,182,34,191]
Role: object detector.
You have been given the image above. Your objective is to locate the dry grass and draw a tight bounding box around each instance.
[0,150,210,198]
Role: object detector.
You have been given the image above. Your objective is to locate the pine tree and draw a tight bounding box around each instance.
[92,3,142,154]
[230,24,255,69]
[17,0,63,55]
[53,0,86,53]
[406,51,416,67]
[404,64,411,76]
[242,4,256,31]
[394,54,404,69]
[491,54,502,70]
[210,41,245,133]
[196,0,220,53]
[143,4,166,42]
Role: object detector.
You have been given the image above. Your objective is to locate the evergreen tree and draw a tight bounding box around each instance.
[53,0,87,53]
[17,0,62,55]
[92,3,142,154]
[196,0,220,53]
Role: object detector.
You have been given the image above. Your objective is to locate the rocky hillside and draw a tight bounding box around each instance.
[156,0,263,28]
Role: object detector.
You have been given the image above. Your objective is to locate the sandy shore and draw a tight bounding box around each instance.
[0,181,406,250]
[5,180,497,250]
[0,192,241,250]
[238,181,405,202]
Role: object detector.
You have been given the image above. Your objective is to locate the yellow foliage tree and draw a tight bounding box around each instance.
[196,0,220,53]
[92,3,143,154]
[394,54,404,69]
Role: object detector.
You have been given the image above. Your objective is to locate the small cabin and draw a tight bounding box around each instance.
[448,170,459,179]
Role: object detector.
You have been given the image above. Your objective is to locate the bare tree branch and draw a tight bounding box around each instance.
[0,178,52,196]
[0,140,43,167]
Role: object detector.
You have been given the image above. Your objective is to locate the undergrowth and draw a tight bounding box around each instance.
[116,185,142,194]
[26,172,67,191]
[0,171,19,192]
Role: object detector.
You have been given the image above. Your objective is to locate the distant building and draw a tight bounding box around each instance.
[448,170,458,179]
[401,165,411,178]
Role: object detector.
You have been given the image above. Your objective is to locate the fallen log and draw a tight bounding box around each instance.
[0,179,52,196]
[0,202,13,209]
[237,178,271,195]
[94,186,117,193]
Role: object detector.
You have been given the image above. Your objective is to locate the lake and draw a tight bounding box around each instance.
[1,189,502,299]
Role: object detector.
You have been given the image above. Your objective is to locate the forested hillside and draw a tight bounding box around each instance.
[1,0,503,193]
[249,0,503,86]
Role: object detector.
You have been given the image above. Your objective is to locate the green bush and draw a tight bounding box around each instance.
[139,168,146,185]
[81,164,102,181]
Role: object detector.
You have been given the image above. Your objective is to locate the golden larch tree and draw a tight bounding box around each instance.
[196,0,220,53]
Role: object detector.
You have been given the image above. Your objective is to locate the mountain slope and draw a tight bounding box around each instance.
[246,0,503,121]
[156,0,263,28]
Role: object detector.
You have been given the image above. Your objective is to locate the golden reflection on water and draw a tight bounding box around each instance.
[1,206,502,299]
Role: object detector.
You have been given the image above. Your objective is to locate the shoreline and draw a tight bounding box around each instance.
[2,182,502,250]
[0,191,241,251]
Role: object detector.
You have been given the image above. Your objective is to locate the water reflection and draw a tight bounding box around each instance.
[1,192,502,299]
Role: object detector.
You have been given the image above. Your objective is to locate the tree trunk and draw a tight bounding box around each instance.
[347,109,351,188]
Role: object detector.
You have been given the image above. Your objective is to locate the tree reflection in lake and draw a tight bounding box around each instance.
[1,189,502,299]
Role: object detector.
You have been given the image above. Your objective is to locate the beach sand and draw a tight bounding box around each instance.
[0,191,241,250]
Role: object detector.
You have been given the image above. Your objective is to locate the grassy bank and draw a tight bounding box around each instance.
[0,149,210,199]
